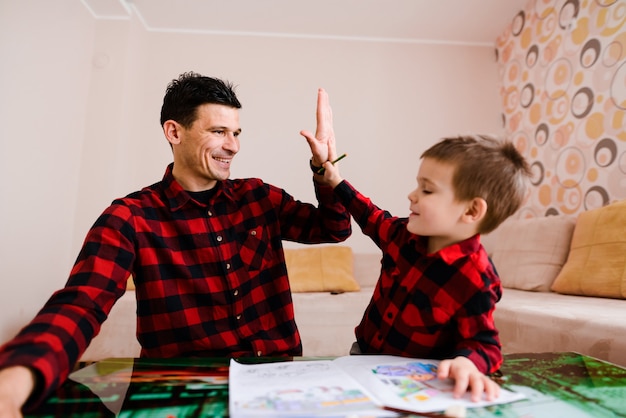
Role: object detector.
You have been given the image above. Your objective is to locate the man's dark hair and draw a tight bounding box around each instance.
[160,72,241,128]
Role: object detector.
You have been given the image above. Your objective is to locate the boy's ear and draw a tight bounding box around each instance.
[462,197,488,224]
[163,120,182,146]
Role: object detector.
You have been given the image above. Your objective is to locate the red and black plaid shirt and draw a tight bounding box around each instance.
[334,181,502,374]
[0,164,351,407]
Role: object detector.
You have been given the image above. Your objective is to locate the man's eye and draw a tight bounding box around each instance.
[422,189,432,195]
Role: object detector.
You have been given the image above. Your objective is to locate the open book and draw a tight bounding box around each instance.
[229,355,525,417]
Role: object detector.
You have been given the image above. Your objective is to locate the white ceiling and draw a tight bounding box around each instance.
[80,0,528,45]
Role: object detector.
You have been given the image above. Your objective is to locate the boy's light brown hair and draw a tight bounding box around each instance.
[421,135,531,234]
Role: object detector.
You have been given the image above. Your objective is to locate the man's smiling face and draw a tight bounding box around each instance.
[171,103,242,191]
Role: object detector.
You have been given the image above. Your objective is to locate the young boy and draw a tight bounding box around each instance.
[314,135,531,402]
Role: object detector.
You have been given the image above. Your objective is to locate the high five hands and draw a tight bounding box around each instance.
[300,88,344,188]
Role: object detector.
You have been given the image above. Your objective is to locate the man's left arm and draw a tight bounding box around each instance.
[266,181,351,244]
[281,86,350,243]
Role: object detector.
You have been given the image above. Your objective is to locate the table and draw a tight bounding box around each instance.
[25,352,626,417]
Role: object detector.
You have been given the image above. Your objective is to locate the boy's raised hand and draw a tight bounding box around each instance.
[316,158,344,188]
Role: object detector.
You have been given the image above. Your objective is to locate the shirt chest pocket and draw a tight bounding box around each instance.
[235,225,272,271]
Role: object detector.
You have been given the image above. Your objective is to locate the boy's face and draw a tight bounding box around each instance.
[406,158,471,249]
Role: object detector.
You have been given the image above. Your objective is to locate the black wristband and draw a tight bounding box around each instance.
[309,158,323,174]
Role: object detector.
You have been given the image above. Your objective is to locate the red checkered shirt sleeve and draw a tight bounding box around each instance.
[334,180,502,374]
[0,201,135,408]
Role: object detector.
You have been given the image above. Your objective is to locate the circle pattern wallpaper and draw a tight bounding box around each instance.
[496,0,626,218]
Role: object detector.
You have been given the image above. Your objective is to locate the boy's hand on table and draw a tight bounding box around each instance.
[437,356,501,402]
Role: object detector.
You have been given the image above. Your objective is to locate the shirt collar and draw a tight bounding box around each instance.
[162,163,236,211]
[412,233,482,264]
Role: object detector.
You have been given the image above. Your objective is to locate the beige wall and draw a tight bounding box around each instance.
[0,1,96,342]
[0,1,503,343]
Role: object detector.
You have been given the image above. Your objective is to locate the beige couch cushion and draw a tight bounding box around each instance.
[285,246,360,293]
[126,275,135,291]
[551,199,626,299]
[495,288,626,367]
[293,289,372,356]
[481,215,576,292]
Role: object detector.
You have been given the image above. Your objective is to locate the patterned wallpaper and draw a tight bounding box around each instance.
[496,0,626,217]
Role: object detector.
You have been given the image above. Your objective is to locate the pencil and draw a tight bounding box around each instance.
[317,153,347,174]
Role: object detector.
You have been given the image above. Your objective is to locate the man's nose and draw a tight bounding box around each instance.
[224,133,239,152]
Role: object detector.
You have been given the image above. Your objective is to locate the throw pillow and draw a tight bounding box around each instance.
[284,246,360,293]
[480,215,576,292]
[551,199,626,299]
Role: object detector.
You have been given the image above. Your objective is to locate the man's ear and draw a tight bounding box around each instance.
[462,197,487,224]
[163,120,182,146]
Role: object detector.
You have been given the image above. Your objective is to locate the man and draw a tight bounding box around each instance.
[0,72,351,414]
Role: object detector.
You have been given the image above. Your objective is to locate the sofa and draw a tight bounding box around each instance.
[81,199,626,368]
[482,199,626,368]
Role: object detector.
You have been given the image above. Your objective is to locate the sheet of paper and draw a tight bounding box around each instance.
[228,359,399,417]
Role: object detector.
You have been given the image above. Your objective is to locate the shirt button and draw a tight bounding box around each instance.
[236,314,241,320]
[233,289,239,296]
[387,313,393,319]
[251,230,257,236]
[257,350,262,356]
[377,335,382,341]
[216,236,223,242]
[207,211,212,216]
[226,263,231,270]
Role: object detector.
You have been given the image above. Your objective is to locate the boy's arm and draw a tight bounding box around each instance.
[331,179,399,250]
[446,262,503,388]
[452,281,503,375]
[313,152,391,238]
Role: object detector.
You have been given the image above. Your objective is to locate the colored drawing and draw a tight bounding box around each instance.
[237,385,371,412]
[372,361,443,398]
[229,359,389,417]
